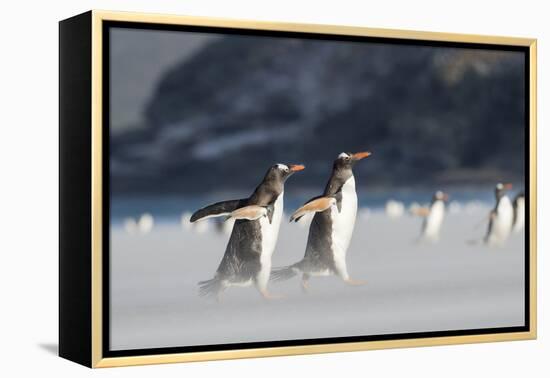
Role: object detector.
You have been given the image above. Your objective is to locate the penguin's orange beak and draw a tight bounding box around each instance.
[289,164,305,172]
[352,151,372,160]
[443,193,450,201]
[504,183,513,190]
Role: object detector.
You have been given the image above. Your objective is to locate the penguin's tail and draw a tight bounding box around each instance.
[198,277,223,299]
[270,265,299,282]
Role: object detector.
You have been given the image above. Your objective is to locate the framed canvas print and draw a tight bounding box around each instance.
[59,10,537,368]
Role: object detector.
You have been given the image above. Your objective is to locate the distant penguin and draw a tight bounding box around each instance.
[182,211,213,234]
[181,212,193,231]
[193,219,210,234]
[385,200,405,219]
[190,163,304,299]
[271,151,371,290]
[138,213,154,234]
[417,191,448,243]
[484,183,514,246]
[122,214,154,235]
[512,191,525,234]
[123,217,138,234]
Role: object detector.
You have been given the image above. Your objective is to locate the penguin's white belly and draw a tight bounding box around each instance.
[422,201,445,242]
[330,177,357,278]
[488,197,513,245]
[513,198,525,233]
[257,193,284,285]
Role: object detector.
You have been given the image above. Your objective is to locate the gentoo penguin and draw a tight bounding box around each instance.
[415,191,448,243]
[190,163,305,299]
[271,151,371,290]
[484,183,514,246]
[512,191,525,234]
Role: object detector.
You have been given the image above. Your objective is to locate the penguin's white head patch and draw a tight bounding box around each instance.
[338,152,350,159]
[435,191,446,201]
[496,183,504,190]
[276,164,289,172]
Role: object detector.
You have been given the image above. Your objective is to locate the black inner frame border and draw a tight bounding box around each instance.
[101,20,531,358]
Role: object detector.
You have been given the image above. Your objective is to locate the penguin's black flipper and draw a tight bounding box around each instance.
[190,199,248,223]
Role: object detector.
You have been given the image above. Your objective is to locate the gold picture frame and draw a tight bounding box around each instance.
[59,9,537,368]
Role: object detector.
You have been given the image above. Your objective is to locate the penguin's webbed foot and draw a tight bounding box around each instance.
[259,290,285,300]
[344,278,367,286]
[301,279,310,293]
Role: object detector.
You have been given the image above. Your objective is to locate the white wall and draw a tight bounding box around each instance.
[0,0,546,376]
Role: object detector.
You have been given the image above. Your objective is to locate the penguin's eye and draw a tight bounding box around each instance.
[344,156,351,161]
[284,167,289,172]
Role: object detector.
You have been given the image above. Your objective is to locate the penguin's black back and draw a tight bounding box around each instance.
[215,199,276,282]
[216,219,263,282]
[299,210,337,272]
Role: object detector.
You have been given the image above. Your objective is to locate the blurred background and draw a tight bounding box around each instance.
[109,27,525,220]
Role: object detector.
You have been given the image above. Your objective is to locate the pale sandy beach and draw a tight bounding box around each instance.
[110,209,525,351]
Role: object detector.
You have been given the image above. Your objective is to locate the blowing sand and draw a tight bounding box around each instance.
[110,210,525,351]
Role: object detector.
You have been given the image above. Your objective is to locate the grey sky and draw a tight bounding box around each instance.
[110,28,216,133]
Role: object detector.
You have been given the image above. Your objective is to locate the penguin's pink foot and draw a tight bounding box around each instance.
[260,290,285,300]
[301,279,310,293]
[344,278,367,286]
